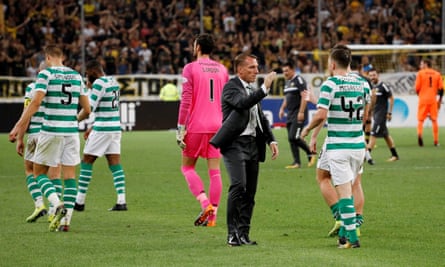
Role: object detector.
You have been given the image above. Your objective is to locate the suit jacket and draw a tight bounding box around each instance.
[210,77,275,162]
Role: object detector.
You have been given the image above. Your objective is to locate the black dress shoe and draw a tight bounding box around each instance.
[239,234,257,245]
[227,233,241,247]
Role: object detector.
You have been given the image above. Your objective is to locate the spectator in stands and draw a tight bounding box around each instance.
[0,0,442,77]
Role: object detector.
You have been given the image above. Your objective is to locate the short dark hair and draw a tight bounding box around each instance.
[86,60,103,72]
[234,53,257,73]
[350,57,360,70]
[282,61,294,69]
[422,59,432,67]
[195,33,214,55]
[330,44,351,69]
[368,67,378,73]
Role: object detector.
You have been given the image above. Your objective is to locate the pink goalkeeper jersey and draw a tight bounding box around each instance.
[178,57,229,133]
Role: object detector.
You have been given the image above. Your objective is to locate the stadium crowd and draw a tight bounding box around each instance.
[0,0,442,77]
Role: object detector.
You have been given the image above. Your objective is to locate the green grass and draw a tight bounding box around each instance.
[1,128,444,266]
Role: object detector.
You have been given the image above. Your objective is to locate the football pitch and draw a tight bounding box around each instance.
[0,128,444,266]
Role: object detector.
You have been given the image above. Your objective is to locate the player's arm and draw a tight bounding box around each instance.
[177,67,193,126]
[437,73,443,109]
[301,107,327,140]
[298,90,308,123]
[297,77,308,122]
[415,72,422,95]
[368,87,377,117]
[9,91,44,143]
[77,95,91,121]
[308,117,326,154]
[176,67,193,149]
[387,94,394,121]
[279,98,287,119]
[77,83,92,121]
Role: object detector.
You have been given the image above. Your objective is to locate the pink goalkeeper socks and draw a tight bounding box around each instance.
[182,166,209,209]
[208,169,222,208]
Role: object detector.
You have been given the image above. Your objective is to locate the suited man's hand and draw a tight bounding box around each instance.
[263,72,277,91]
[269,142,279,160]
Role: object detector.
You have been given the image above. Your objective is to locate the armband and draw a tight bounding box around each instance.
[24,98,31,108]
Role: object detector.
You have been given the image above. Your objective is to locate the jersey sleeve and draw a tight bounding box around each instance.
[295,75,307,91]
[89,80,105,112]
[317,79,334,110]
[437,72,443,90]
[35,70,50,94]
[24,83,33,108]
[177,64,193,126]
[415,71,422,93]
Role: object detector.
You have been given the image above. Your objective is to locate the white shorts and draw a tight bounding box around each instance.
[24,133,39,162]
[33,133,80,167]
[83,131,121,157]
[317,143,364,186]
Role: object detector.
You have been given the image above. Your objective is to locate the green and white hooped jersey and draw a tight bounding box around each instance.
[90,76,121,132]
[35,66,87,135]
[24,82,44,134]
[317,73,371,151]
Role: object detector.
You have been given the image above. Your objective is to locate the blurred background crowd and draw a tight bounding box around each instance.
[0,0,442,77]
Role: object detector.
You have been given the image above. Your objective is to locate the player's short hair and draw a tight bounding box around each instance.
[86,59,103,72]
[422,59,432,67]
[195,33,214,54]
[282,61,294,69]
[44,44,63,58]
[233,53,257,73]
[330,44,351,69]
[350,57,360,70]
[368,67,378,73]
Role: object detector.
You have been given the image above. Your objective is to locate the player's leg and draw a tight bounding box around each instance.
[181,133,213,225]
[206,156,222,227]
[58,164,77,232]
[417,104,427,146]
[106,154,127,211]
[47,164,62,222]
[363,119,372,144]
[352,174,364,236]
[24,159,47,222]
[286,121,301,168]
[75,130,108,210]
[429,103,439,146]
[316,148,341,237]
[330,151,361,248]
[74,154,97,211]
[384,134,399,161]
[56,135,81,232]
[366,121,382,165]
[23,134,47,222]
[33,134,64,210]
[295,122,316,167]
[317,168,341,236]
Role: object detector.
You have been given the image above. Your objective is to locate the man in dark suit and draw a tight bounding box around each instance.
[210,53,279,246]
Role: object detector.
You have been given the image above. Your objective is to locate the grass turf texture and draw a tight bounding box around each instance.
[0,128,444,266]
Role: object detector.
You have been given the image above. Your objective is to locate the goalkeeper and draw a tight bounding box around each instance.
[176,34,229,227]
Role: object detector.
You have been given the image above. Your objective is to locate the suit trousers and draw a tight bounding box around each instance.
[222,135,259,236]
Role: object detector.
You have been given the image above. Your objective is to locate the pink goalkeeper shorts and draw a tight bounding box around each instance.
[183,133,221,159]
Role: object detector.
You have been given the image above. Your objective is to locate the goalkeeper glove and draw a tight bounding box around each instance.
[176,124,186,149]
